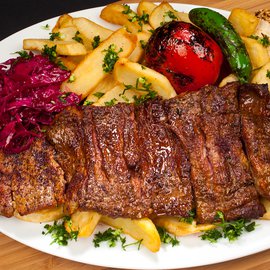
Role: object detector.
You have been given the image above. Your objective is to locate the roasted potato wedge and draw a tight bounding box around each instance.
[137,1,157,17]
[149,1,179,29]
[229,8,259,37]
[153,216,215,236]
[101,216,161,252]
[241,36,269,69]
[113,58,177,99]
[14,206,64,223]
[23,39,87,56]
[61,28,137,99]
[65,211,101,238]
[100,3,152,33]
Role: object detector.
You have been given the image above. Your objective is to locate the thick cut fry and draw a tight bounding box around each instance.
[65,211,101,238]
[93,84,138,106]
[137,1,157,16]
[149,1,179,29]
[129,31,151,62]
[14,206,64,223]
[251,61,270,87]
[219,73,238,87]
[229,8,259,37]
[261,198,270,220]
[100,3,152,33]
[86,74,118,104]
[23,39,87,56]
[72,17,113,50]
[241,36,269,69]
[113,58,177,99]
[61,28,136,99]
[101,216,161,252]
[153,216,215,236]
[52,14,74,32]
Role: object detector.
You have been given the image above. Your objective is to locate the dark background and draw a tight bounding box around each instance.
[0,0,117,41]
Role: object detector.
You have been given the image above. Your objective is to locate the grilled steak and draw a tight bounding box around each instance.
[165,83,265,223]
[0,139,65,216]
[240,83,270,199]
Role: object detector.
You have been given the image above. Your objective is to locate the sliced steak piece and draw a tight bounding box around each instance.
[136,99,194,218]
[239,83,270,199]
[166,83,265,223]
[10,138,65,216]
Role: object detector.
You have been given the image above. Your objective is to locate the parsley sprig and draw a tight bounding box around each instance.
[249,34,270,47]
[200,211,256,243]
[49,32,62,41]
[14,50,32,59]
[161,10,178,25]
[179,209,196,224]
[42,216,79,246]
[102,44,123,73]
[122,77,157,105]
[72,31,84,44]
[92,35,101,49]
[157,226,180,247]
[93,228,142,250]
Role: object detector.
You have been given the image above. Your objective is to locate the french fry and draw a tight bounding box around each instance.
[23,39,87,56]
[86,74,118,104]
[137,1,157,17]
[251,61,270,87]
[228,8,259,37]
[261,198,270,220]
[14,206,64,223]
[153,216,215,236]
[93,83,138,106]
[72,17,113,50]
[65,211,101,238]
[52,14,74,32]
[100,3,152,33]
[241,36,269,69]
[113,58,177,99]
[129,31,151,63]
[101,216,161,252]
[149,1,180,29]
[61,28,137,99]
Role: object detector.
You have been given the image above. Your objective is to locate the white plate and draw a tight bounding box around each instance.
[1,3,270,270]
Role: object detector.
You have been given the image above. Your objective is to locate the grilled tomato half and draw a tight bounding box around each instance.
[145,21,223,94]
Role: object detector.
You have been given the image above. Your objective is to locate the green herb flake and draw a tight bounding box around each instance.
[59,93,71,103]
[92,35,101,49]
[14,50,32,59]
[140,40,147,49]
[56,59,68,70]
[83,100,94,106]
[179,209,196,224]
[141,65,146,70]
[68,74,76,83]
[72,31,84,44]
[163,10,178,23]
[102,44,123,73]
[104,98,117,106]
[200,211,257,243]
[93,92,105,99]
[49,32,62,41]
[42,44,57,62]
[93,228,142,250]
[157,226,180,247]
[249,34,270,47]
[41,24,50,30]
[42,216,79,246]
[266,70,270,79]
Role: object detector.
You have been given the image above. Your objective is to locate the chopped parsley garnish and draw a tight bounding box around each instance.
[49,32,62,41]
[102,44,123,73]
[249,34,270,47]
[42,216,79,246]
[157,226,180,247]
[72,31,84,44]
[104,98,117,106]
[122,77,157,105]
[68,74,76,83]
[14,50,32,59]
[93,92,105,99]
[41,45,68,70]
[139,39,147,49]
[41,24,50,30]
[266,69,270,79]
[179,209,196,224]
[92,35,101,49]
[83,100,94,106]
[200,211,256,243]
[162,10,178,25]
[93,228,142,250]
[122,4,149,32]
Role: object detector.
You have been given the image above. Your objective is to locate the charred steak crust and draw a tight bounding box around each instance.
[239,83,270,199]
